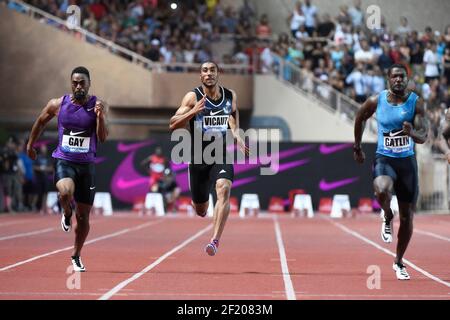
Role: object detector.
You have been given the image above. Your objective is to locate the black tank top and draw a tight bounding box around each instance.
[189,86,233,164]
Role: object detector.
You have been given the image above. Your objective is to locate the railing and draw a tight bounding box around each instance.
[6,0,250,74]
[265,52,378,136]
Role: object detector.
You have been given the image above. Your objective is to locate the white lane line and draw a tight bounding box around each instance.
[0,220,35,227]
[273,216,296,300]
[0,228,55,241]
[0,219,101,241]
[415,229,450,243]
[0,220,164,271]
[327,218,450,288]
[99,224,213,300]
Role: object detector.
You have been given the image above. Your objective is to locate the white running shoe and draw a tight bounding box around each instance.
[381,216,393,243]
[61,214,72,233]
[71,256,86,272]
[393,262,410,280]
[205,239,219,256]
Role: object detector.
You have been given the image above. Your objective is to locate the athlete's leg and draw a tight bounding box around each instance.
[211,178,232,241]
[72,202,92,257]
[373,175,394,221]
[393,156,418,266]
[192,201,209,217]
[395,201,414,264]
[71,162,95,257]
[56,178,75,218]
[189,164,211,217]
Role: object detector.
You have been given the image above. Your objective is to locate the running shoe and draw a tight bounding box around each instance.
[381,215,393,243]
[71,256,86,272]
[61,213,72,233]
[205,239,219,256]
[393,262,410,280]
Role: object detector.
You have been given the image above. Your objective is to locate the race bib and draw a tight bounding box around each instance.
[202,115,229,133]
[61,128,91,153]
[383,129,411,153]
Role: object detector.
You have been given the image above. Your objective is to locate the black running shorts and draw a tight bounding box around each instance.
[373,154,419,204]
[54,159,96,205]
[188,163,234,204]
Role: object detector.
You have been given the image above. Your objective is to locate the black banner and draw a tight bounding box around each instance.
[42,135,377,210]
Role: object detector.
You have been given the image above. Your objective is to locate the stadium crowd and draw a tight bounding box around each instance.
[2,0,450,212]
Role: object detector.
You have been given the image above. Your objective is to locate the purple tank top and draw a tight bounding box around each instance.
[52,95,97,163]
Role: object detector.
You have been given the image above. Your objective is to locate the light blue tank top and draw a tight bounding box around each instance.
[376,90,418,158]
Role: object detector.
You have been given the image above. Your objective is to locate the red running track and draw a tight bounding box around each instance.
[0,212,449,300]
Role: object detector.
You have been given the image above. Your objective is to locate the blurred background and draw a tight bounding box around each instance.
[0,0,449,215]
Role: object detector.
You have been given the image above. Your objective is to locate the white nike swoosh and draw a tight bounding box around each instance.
[70,130,86,136]
[389,130,404,137]
[89,186,96,190]
[87,108,94,112]
[210,110,224,116]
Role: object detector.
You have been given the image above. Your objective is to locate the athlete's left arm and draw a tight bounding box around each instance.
[95,99,109,143]
[403,98,428,144]
[228,90,250,156]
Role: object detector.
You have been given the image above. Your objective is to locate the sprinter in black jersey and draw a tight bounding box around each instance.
[170,61,249,256]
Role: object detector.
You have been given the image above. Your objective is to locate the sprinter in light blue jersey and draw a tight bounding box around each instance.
[353,64,428,280]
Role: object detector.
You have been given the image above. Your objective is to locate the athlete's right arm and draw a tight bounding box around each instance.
[169,92,206,131]
[26,97,62,160]
[353,95,378,164]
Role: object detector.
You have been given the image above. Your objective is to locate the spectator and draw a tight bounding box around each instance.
[33,144,52,215]
[302,0,318,36]
[444,25,450,45]
[140,146,167,193]
[377,44,393,73]
[442,47,450,83]
[396,16,411,38]
[336,5,351,25]
[239,0,256,25]
[18,139,36,211]
[369,35,383,59]
[287,1,305,38]
[148,38,162,62]
[348,0,364,28]
[316,13,335,39]
[346,63,367,103]
[329,69,345,92]
[256,14,272,39]
[156,168,180,213]
[295,24,310,41]
[408,30,424,75]
[330,43,345,71]
[423,41,440,83]
[222,6,239,34]
[0,137,22,212]
[183,42,196,64]
[354,39,375,65]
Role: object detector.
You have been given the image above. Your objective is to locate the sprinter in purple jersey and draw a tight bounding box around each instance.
[26,67,108,272]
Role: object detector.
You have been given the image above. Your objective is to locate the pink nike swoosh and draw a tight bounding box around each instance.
[319,143,352,155]
[116,177,148,189]
[117,140,154,153]
[319,177,359,191]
